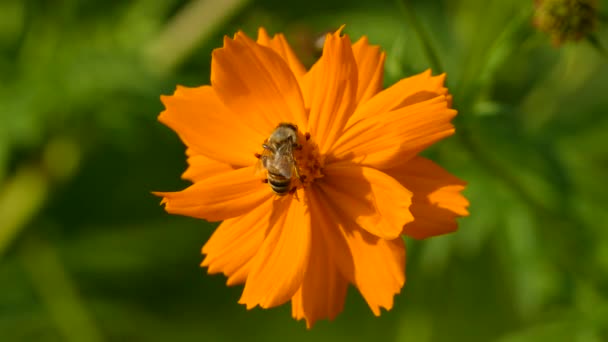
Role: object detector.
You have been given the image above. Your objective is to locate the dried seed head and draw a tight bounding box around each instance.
[534,0,599,45]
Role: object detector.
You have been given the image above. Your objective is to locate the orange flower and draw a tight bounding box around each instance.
[155,27,469,328]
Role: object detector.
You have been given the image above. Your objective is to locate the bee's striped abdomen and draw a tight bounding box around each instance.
[267,171,291,196]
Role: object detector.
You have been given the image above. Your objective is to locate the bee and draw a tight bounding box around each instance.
[256,123,303,196]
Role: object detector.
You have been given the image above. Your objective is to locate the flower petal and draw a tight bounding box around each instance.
[346,70,449,127]
[159,86,263,167]
[330,94,456,169]
[383,156,469,239]
[155,166,272,222]
[211,32,308,133]
[300,28,358,153]
[318,162,413,239]
[291,189,349,328]
[201,197,274,285]
[239,195,311,309]
[182,154,235,182]
[352,36,385,105]
[256,28,306,82]
[291,261,348,329]
[311,188,406,316]
[344,229,405,316]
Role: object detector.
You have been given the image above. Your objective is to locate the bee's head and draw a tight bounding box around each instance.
[270,123,299,144]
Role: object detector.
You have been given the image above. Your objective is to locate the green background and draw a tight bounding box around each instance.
[1,0,607,341]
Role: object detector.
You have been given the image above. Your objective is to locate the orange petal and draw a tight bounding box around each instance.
[211,32,308,133]
[344,229,405,316]
[182,154,235,182]
[291,189,349,328]
[154,166,272,222]
[256,28,306,83]
[330,95,456,169]
[201,197,275,285]
[311,188,406,316]
[185,147,198,157]
[384,156,469,239]
[352,36,385,105]
[346,70,449,127]
[318,162,413,239]
[300,28,358,153]
[159,85,264,167]
[239,195,311,309]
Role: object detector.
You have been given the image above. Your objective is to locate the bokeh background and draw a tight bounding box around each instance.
[1,0,607,341]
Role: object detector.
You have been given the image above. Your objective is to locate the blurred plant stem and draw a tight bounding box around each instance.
[458,6,534,107]
[0,166,48,256]
[401,2,600,285]
[145,0,250,75]
[19,236,103,342]
[0,138,80,258]
[587,34,608,58]
[396,0,443,73]
[461,127,548,216]
[398,2,550,220]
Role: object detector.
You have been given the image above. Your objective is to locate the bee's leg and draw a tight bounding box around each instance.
[289,186,300,200]
[254,153,261,159]
[293,163,304,183]
[262,179,269,183]
[305,132,311,141]
[294,143,303,151]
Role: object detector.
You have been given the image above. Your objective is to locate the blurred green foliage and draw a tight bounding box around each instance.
[1,0,607,341]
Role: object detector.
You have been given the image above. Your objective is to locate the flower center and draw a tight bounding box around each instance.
[256,124,324,195]
[293,131,324,189]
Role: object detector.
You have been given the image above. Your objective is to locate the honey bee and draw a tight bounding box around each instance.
[256,123,302,196]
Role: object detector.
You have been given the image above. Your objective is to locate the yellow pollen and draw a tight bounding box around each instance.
[293,131,324,189]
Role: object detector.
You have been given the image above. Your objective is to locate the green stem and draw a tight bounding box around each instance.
[0,138,80,258]
[397,0,444,73]
[458,124,553,219]
[587,34,608,58]
[19,237,104,342]
[458,6,533,110]
[145,0,251,74]
[0,167,49,256]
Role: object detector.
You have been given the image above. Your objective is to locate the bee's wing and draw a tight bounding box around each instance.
[270,153,293,178]
[254,148,273,176]
[268,143,294,178]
